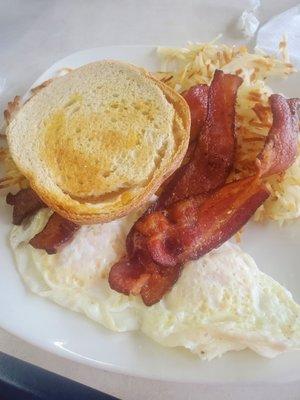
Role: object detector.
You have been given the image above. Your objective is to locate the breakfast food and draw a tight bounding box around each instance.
[1,40,300,360]
[10,210,300,360]
[6,61,190,224]
[156,40,300,223]
[109,74,299,305]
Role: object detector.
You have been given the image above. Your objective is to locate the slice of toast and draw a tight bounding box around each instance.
[7,60,190,224]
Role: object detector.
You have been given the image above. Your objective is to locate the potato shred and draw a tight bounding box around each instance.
[156,38,299,223]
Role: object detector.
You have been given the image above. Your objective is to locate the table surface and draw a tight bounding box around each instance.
[1,1,300,398]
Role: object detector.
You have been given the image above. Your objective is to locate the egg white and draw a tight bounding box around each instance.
[10,208,300,360]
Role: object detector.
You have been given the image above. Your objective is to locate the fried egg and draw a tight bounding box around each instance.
[10,209,300,360]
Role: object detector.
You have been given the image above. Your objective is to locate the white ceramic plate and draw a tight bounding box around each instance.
[0,45,300,383]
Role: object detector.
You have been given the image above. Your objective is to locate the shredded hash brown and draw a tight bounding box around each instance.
[156,38,299,223]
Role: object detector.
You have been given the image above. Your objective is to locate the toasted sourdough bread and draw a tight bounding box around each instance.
[7,61,190,224]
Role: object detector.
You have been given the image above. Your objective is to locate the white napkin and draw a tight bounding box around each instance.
[236,0,261,38]
[256,5,300,67]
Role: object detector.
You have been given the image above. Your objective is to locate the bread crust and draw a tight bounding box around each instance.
[7,61,190,225]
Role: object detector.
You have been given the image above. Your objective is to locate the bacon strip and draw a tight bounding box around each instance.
[137,176,269,267]
[110,177,268,304]
[110,70,243,302]
[130,94,300,269]
[109,88,300,305]
[257,95,300,177]
[5,188,80,253]
[108,256,183,306]
[181,84,209,143]
[29,213,80,254]
[156,70,242,208]
[6,188,46,225]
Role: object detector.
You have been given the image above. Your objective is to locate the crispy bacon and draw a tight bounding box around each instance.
[108,255,182,306]
[109,85,300,305]
[257,95,300,177]
[110,70,243,303]
[140,264,182,306]
[114,210,183,304]
[181,84,209,142]
[126,195,208,259]
[6,188,46,225]
[156,70,242,208]
[5,188,80,253]
[29,213,80,254]
[127,93,300,270]
[138,176,269,267]
[110,176,268,303]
